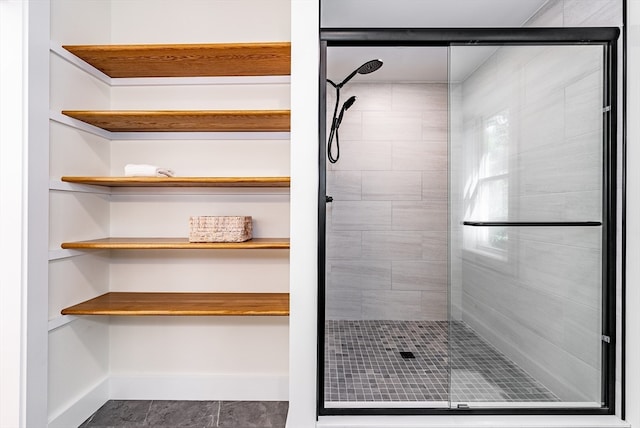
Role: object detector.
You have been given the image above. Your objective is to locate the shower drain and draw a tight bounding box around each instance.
[399,351,415,359]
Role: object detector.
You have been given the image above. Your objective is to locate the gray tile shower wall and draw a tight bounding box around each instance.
[526,0,623,28]
[326,83,448,321]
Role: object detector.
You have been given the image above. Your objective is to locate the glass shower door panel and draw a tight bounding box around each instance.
[449,44,604,408]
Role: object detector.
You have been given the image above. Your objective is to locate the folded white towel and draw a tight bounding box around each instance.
[124,164,175,177]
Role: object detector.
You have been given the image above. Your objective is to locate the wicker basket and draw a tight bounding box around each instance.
[188,216,253,242]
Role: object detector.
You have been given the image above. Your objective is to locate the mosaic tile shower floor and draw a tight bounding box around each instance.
[324,320,559,404]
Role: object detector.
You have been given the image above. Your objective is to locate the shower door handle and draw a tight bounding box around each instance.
[462,221,602,227]
[326,195,334,203]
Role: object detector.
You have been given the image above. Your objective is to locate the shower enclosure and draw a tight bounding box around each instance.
[318,28,618,415]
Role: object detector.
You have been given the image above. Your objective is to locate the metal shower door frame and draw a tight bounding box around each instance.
[317,27,620,417]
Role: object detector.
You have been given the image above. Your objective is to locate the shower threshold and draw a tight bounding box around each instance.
[325,400,448,409]
[325,401,601,409]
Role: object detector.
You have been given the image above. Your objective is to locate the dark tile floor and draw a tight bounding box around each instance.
[79,400,288,428]
[325,320,559,403]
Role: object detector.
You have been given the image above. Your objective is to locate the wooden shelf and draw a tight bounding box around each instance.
[61,237,290,250]
[61,292,289,316]
[61,176,290,188]
[63,43,291,78]
[61,110,290,132]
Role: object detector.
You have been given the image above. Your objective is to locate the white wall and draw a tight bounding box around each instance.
[25,1,51,427]
[2,2,50,427]
[325,82,448,321]
[1,2,28,427]
[625,0,640,425]
[286,0,320,426]
[110,0,290,44]
[48,1,112,426]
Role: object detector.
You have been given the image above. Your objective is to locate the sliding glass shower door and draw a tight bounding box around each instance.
[449,43,611,408]
[319,28,617,416]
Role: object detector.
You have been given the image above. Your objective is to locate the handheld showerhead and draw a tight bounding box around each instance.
[336,96,357,127]
[342,95,357,110]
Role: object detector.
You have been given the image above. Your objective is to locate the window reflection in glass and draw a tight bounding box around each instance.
[467,110,509,256]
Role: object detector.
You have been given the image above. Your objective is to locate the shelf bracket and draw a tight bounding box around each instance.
[48,315,78,332]
[50,42,112,85]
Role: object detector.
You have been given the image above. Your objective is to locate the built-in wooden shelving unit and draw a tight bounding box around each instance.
[61,110,291,132]
[57,42,291,320]
[63,43,291,78]
[61,176,291,187]
[61,237,290,250]
[61,292,290,316]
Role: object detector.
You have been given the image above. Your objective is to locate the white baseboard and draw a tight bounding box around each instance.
[109,373,289,401]
[48,377,109,428]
